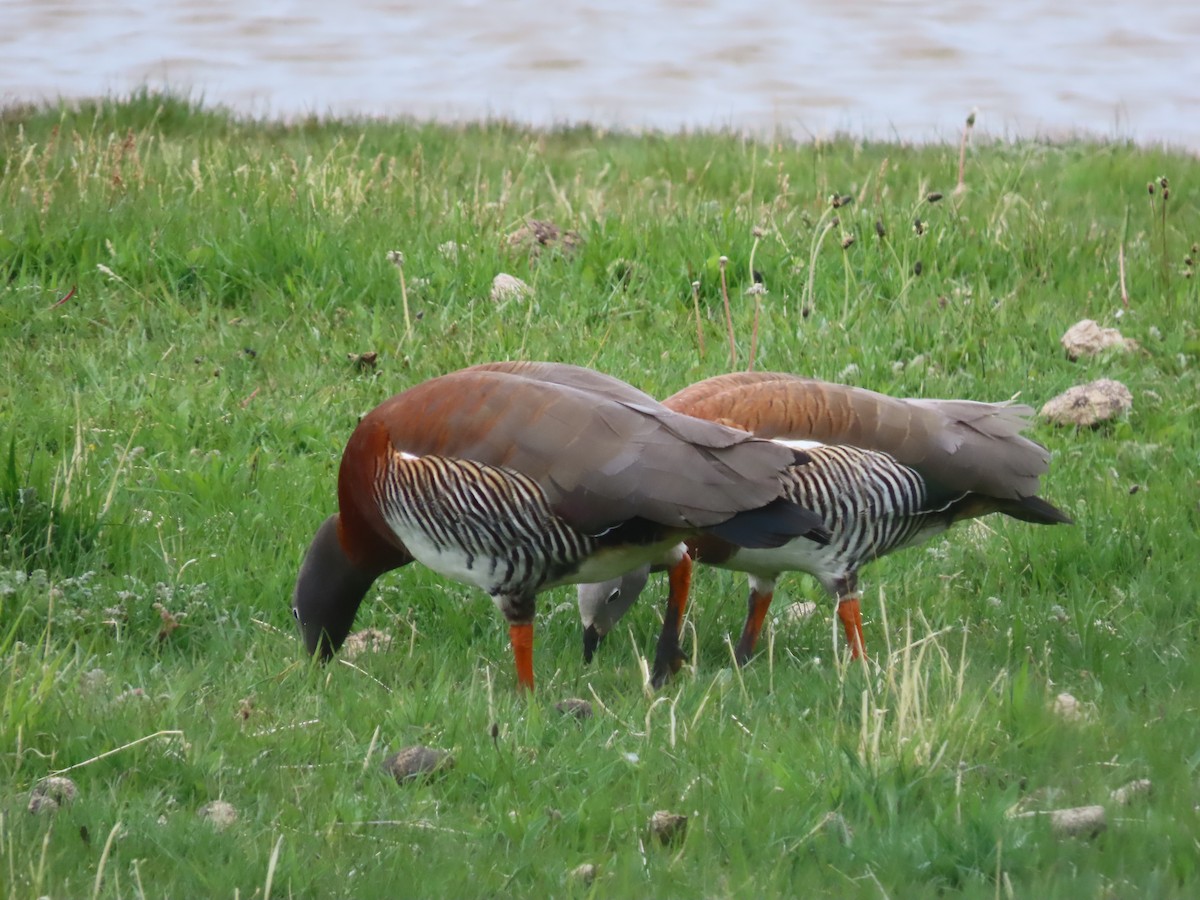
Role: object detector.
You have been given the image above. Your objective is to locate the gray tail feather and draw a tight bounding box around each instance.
[1002,495,1074,525]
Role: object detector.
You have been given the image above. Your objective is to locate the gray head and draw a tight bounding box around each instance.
[292,515,379,662]
[577,564,653,663]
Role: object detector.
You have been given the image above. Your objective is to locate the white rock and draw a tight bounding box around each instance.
[197,800,238,830]
[1110,778,1152,805]
[342,627,393,659]
[1040,379,1132,427]
[490,273,532,302]
[777,601,819,623]
[1051,692,1084,722]
[1011,803,1107,838]
[1061,319,1135,360]
[1049,805,1107,838]
[570,863,597,885]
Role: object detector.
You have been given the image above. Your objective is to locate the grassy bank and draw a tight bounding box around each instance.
[1,93,1198,898]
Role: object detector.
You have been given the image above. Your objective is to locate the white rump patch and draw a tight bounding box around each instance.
[774,437,826,451]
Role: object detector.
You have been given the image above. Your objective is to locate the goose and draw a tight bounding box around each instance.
[578,372,1072,684]
[292,362,830,691]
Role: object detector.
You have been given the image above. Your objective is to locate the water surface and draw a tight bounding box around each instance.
[2,0,1197,146]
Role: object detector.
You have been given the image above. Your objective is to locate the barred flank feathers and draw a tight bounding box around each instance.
[376,454,593,592]
[784,445,939,567]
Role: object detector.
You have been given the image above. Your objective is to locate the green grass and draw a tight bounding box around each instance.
[2,92,1199,898]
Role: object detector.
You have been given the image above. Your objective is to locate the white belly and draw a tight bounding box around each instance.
[725,538,844,592]
[387,517,499,593]
[545,539,684,590]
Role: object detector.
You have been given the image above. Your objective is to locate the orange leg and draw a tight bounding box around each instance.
[651,553,693,687]
[734,587,774,666]
[667,554,693,630]
[509,622,535,692]
[836,595,866,660]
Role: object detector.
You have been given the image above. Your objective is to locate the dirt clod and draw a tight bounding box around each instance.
[506,219,582,254]
[347,351,379,371]
[28,776,79,814]
[648,809,688,846]
[382,745,455,784]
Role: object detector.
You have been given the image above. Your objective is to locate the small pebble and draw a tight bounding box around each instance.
[342,627,393,659]
[570,863,597,886]
[197,800,238,831]
[778,601,818,623]
[554,698,593,720]
[648,809,688,846]
[817,810,853,845]
[28,776,78,815]
[1051,692,1084,722]
[79,668,109,693]
[347,351,379,371]
[382,745,455,784]
[1110,778,1152,806]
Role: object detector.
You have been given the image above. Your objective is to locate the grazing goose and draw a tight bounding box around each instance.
[578,372,1072,682]
[291,362,830,691]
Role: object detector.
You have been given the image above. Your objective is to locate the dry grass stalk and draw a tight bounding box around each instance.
[956,110,976,195]
[263,834,285,900]
[691,280,706,358]
[91,821,124,900]
[718,256,736,368]
[386,250,413,340]
[50,730,184,776]
[1118,242,1129,307]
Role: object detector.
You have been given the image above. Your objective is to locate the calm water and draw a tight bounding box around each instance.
[2,0,1198,147]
